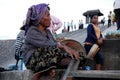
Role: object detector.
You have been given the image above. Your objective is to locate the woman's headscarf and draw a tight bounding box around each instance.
[25,3,49,34]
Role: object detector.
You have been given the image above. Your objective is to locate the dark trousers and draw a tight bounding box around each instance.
[79,24,83,29]
[67,26,70,32]
[108,19,111,27]
[114,8,120,30]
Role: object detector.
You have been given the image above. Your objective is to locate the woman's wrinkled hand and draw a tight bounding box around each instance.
[63,45,79,60]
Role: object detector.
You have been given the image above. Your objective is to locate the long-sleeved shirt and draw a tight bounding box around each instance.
[48,15,62,34]
[22,26,57,64]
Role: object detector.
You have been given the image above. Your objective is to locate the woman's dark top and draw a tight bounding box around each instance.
[84,24,102,44]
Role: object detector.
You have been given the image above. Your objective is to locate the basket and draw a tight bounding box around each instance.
[86,44,100,59]
[60,39,86,57]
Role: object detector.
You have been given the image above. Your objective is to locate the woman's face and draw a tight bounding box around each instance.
[91,15,98,24]
[39,11,51,28]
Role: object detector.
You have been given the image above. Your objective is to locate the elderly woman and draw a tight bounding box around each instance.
[22,3,79,80]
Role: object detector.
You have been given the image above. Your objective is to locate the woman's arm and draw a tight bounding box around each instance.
[57,42,79,60]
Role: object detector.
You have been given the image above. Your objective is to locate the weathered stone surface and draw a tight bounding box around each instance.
[0,40,16,67]
[101,39,120,70]
[0,70,33,80]
[71,70,120,80]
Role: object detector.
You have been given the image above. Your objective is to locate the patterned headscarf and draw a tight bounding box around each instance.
[25,3,49,34]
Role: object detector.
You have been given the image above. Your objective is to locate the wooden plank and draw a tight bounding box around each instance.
[61,60,74,80]
[68,70,120,79]
[60,59,81,80]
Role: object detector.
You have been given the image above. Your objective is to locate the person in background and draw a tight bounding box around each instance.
[111,12,115,26]
[67,21,70,32]
[74,24,76,30]
[14,21,26,70]
[62,22,66,33]
[113,0,120,30]
[101,17,105,26]
[108,11,112,27]
[78,19,83,29]
[47,6,62,38]
[84,14,104,70]
[22,3,79,80]
[70,20,73,31]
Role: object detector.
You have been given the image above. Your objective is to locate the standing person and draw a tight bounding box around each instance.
[78,20,83,29]
[111,12,115,26]
[47,6,62,38]
[101,17,105,26]
[14,21,26,70]
[62,22,66,33]
[70,20,73,31]
[113,0,120,30]
[22,3,79,80]
[74,24,76,30]
[108,11,112,27]
[67,21,70,32]
[84,14,104,70]
[78,20,81,29]
[80,20,83,29]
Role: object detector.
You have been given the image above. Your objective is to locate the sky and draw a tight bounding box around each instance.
[0,0,114,40]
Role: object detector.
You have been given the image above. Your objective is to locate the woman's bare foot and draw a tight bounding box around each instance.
[49,69,56,77]
[96,64,102,70]
[31,72,41,80]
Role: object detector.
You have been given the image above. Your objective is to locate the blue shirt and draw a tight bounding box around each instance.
[84,24,102,44]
